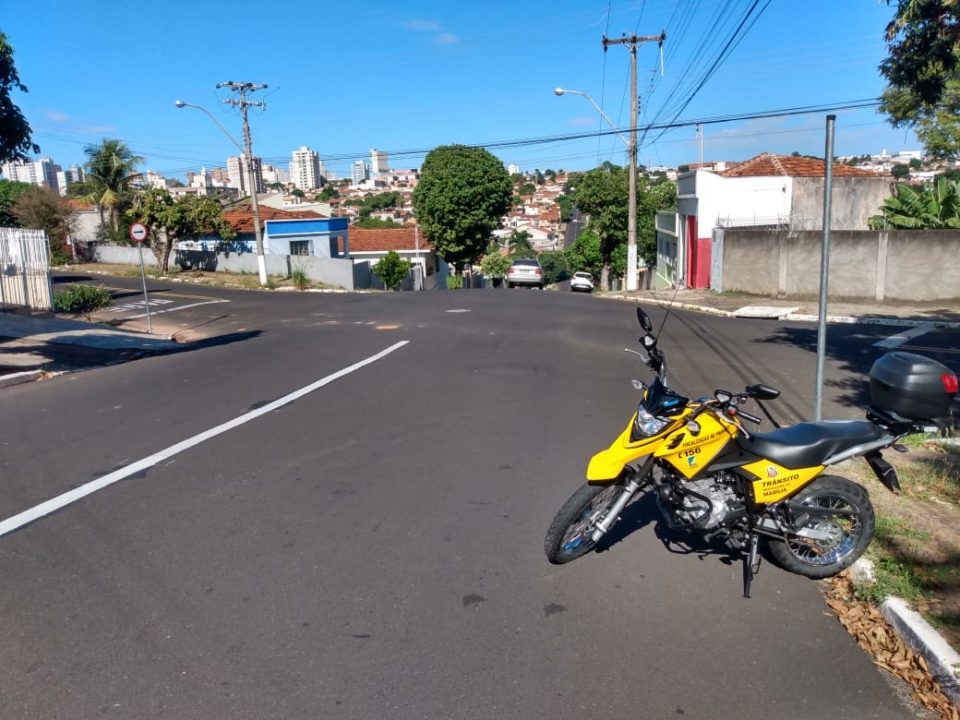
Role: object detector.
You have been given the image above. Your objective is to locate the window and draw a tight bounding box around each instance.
[290,240,310,256]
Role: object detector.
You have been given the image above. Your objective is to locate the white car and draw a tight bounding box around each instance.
[570,271,594,293]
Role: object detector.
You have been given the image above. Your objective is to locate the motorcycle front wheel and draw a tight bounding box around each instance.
[544,483,622,564]
[768,475,875,579]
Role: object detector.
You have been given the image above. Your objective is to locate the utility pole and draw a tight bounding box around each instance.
[603,32,665,292]
[218,81,269,286]
[697,123,704,167]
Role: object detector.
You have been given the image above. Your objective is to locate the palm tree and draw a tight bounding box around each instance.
[82,138,143,234]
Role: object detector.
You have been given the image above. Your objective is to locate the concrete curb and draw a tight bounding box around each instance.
[0,370,43,388]
[601,293,960,328]
[880,596,960,707]
[851,558,960,708]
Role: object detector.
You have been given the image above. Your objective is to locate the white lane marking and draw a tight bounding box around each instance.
[445,309,471,313]
[873,324,932,349]
[123,298,230,320]
[0,340,410,538]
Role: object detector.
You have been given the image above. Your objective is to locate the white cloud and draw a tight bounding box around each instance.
[45,110,69,122]
[435,33,459,45]
[403,19,441,31]
[80,124,117,134]
[567,116,598,127]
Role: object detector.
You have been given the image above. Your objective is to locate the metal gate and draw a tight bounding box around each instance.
[0,227,54,311]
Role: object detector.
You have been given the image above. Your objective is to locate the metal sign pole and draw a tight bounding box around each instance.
[137,242,153,333]
[814,114,836,421]
[130,223,153,333]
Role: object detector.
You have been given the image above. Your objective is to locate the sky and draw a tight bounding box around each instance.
[3,0,917,181]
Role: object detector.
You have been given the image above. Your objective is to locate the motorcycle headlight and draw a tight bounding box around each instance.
[635,405,668,437]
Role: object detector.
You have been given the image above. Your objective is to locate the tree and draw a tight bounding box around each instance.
[411,144,512,275]
[565,229,603,280]
[506,229,535,257]
[480,251,510,283]
[539,250,569,284]
[83,138,144,234]
[128,189,236,272]
[570,165,628,289]
[517,182,536,196]
[0,178,31,226]
[868,176,960,229]
[881,0,960,108]
[317,185,340,201]
[570,164,675,289]
[352,217,405,229]
[880,1,960,158]
[291,187,305,198]
[891,163,911,179]
[372,250,411,290]
[909,157,923,169]
[557,194,573,222]
[10,186,76,263]
[0,31,38,163]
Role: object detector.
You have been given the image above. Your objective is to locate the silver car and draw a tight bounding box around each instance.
[507,258,544,289]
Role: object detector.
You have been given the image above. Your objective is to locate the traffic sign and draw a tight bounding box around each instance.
[130,222,148,243]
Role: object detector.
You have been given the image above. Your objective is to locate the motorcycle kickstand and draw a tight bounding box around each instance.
[742,531,761,599]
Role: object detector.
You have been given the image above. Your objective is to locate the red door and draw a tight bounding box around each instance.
[685,215,712,289]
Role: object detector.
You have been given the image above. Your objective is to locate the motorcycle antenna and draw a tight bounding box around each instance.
[653,281,683,342]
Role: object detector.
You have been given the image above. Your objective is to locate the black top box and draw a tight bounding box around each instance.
[869,351,957,421]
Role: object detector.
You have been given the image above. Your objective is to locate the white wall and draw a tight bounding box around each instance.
[695,172,792,230]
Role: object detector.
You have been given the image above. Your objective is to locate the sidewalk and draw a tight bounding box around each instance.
[0,311,177,388]
[604,288,960,328]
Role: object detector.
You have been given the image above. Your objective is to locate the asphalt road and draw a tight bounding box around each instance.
[2,283,951,719]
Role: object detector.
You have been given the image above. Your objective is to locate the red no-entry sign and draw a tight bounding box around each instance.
[130,222,148,243]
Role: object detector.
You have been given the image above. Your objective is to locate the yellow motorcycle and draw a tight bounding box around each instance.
[545,308,958,596]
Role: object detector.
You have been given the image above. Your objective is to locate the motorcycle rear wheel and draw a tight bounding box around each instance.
[768,475,875,579]
[544,483,622,564]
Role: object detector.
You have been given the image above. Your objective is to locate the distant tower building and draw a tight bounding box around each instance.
[34,158,61,190]
[56,165,84,196]
[289,146,323,190]
[351,160,369,184]
[507,163,521,176]
[370,148,389,175]
[227,154,264,195]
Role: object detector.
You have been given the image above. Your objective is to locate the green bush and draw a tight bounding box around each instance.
[446,274,464,289]
[481,252,511,279]
[372,250,411,291]
[53,284,112,316]
[291,266,310,290]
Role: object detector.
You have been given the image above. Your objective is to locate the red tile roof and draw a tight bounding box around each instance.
[349,225,432,252]
[720,152,885,178]
[222,206,328,233]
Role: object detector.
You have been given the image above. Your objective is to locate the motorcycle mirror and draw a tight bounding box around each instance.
[715,390,732,403]
[636,307,653,333]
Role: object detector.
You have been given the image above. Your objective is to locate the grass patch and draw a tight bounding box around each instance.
[857,555,930,604]
[874,516,931,544]
[896,454,960,504]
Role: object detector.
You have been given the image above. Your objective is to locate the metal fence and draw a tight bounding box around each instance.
[0,227,54,311]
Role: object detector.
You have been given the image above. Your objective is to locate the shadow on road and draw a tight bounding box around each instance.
[594,493,741,569]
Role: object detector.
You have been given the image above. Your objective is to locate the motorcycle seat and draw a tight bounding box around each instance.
[737,420,884,469]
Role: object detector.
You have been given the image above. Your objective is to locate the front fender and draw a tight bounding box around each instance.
[586,417,656,482]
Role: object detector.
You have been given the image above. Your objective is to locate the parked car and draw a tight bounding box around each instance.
[507,258,544,289]
[570,271,594,293]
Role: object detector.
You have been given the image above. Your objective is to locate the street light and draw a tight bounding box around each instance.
[174,99,267,285]
[555,86,639,292]
[554,88,628,148]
